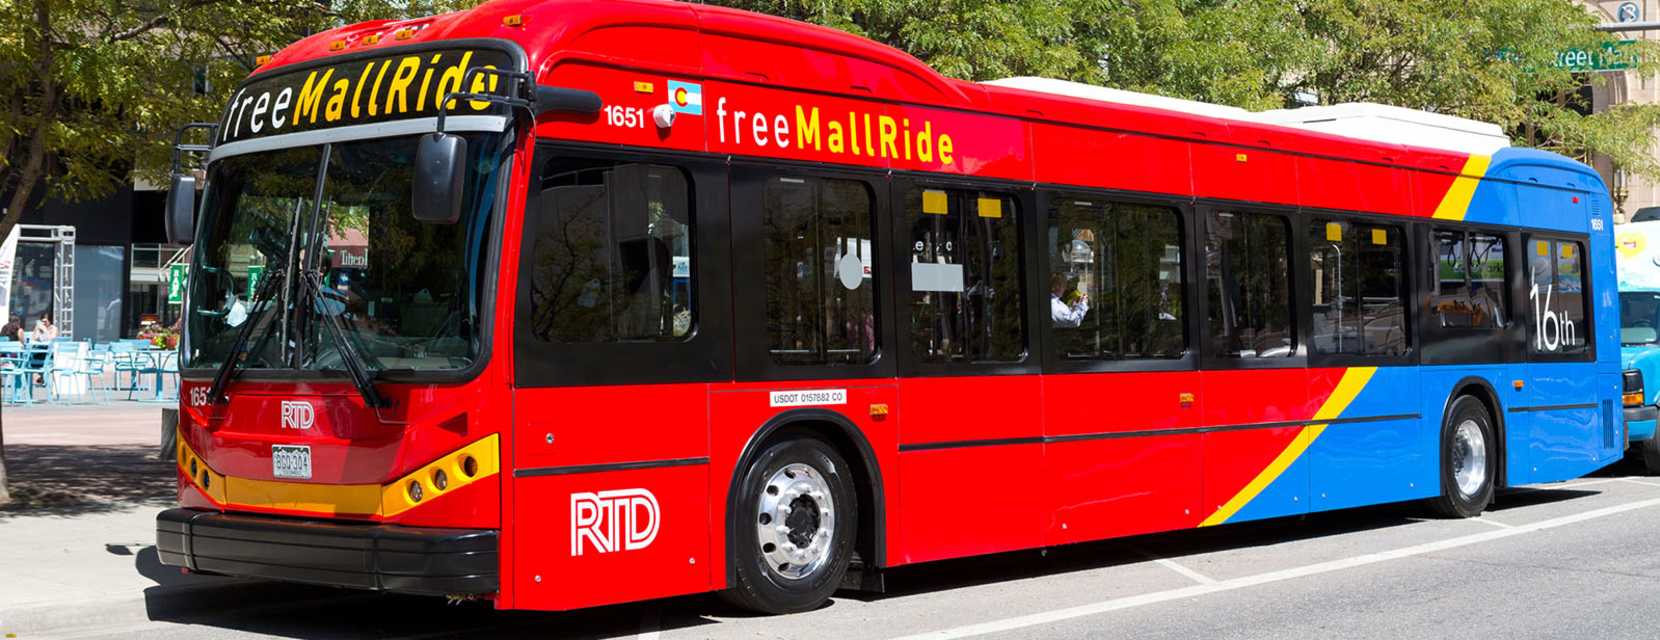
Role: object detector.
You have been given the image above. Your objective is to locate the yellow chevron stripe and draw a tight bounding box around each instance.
[1431,154,1491,220]
[1199,367,1377,527]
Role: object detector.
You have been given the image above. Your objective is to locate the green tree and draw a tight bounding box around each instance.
[0,0,476,505]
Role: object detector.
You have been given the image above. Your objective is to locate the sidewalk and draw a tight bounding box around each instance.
[0,402,217,625]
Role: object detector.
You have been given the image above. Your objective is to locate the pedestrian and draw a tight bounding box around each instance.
[0,315,21,342]
[30,313,58,343]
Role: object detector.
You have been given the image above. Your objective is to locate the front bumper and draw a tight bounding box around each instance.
[156,508,498,596]
[1627,405,1659,443]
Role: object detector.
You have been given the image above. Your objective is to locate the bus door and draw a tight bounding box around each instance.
[507,150,732,610]
[1520,230,1605,483]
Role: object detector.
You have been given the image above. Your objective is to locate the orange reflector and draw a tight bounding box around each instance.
[1512,380,1525,390]
[503,14,524,26]
[1626,392,1645,408]
[1179,392,1195,407]
[395,28,415,40]
[363,34,381,45]
[329,40,346,51]
[1235,153,1248,162]
[869,403,889,418]
[255,54,271,66]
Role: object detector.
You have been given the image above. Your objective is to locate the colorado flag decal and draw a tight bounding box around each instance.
[668,80,702,115]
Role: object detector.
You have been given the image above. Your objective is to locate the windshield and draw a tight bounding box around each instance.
[188,132,507,374]
[1623,291,1660,346]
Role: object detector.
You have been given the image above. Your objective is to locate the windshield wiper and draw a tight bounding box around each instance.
[207,267,287,404]
[300,269,389,408]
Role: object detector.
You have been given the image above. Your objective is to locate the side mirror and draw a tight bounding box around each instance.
[165,173,197,244]
[413,132,468,224]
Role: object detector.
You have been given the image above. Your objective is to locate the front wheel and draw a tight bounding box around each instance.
[722,436,857,614]
[1430,396,1497,518]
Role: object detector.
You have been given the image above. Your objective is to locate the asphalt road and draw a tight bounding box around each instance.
[11,461,1660,640]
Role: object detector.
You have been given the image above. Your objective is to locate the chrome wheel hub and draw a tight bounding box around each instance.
[1452,419,1488,498]
[756,462,835,580]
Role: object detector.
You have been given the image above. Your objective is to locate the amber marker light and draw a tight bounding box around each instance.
[329,40,347,51]
[395,28,415,40]
[363,34,381,45]
[254,54,271,66]
[502,14,524,27]
[869,403,890,418]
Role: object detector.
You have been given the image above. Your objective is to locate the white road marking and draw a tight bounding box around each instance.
[1510,477,1624,492]
[1470,517,1513,529]
[1618,478,1660,489]
[1152,558,1216,585]
[890,496,1660,640]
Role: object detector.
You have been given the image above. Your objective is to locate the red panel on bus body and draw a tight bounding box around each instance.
[511,383,710,471]
[894,376,1043,564]
[1190,144,1298,208]
[511,464,709,611]
[705,382,899,587]
[1029,124,1193,197]
[1042,371,1204,544]
[1296,155,1414,216]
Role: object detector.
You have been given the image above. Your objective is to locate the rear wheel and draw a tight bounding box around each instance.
[1430,395,1497,518]
[722,436,857,614]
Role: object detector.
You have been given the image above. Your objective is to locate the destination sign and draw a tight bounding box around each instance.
[218,47,516,145]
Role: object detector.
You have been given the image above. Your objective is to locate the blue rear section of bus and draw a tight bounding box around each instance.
[1227,148,1622,525]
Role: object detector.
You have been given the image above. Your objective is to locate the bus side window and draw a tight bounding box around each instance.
[1309,219,1406,356]
[1528,238,1590,354]
[1205,210,1293,358]
[762,175,878,365]
[526,159,694,343]
[1047,196,1185,360]
[905,187,1025,363]
[1469,232,1508,328]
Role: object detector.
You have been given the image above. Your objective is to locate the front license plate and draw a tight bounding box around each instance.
[272,445,312,480]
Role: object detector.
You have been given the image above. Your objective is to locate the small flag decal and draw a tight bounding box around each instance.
[667,80,702,115]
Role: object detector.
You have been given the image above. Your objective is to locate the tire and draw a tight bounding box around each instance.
[1430,395,1498,518]
[722,436,858,614]
[1640,436,1660,475]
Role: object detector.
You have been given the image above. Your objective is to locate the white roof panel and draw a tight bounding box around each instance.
[982,77,1510,156]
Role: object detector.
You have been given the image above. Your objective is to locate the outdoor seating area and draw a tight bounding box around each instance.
[0,338,180,405]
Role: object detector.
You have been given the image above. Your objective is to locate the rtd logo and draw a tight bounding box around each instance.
[279,400,315,430]
[571,488,660,556]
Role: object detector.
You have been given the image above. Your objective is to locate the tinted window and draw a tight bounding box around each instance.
[1206,211,1292,358]
[1470,233,1508,327]
[906,187,1024,363]
[1432,229,1507,329]
[1049,197,1185,360]
[764,176,877,365]
[1529,239,1589,354]
[1310,220,1406,356]
[525,159,693,343]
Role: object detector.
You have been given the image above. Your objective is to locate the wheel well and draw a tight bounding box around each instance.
[1449,379,1507,488]
[726,411,885,585]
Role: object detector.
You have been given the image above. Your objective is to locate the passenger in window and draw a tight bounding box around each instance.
[1051,274,1089,328]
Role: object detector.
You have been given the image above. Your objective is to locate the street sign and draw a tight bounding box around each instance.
[1555,41,1638,72]
[1618,1,1641,23]
[246,264,265,299]
[167,263,188,304]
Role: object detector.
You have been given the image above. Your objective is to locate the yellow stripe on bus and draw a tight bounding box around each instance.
[1431,154,1491,220]
[1200,367,1377,527]
[177,429,498,517]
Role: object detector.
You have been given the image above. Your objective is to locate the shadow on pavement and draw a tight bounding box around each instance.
[0,444,174,518]
[141,579,728,639]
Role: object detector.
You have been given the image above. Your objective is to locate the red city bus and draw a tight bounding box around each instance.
[157,0,1623,614]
